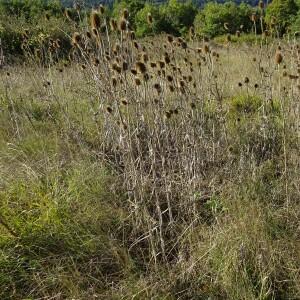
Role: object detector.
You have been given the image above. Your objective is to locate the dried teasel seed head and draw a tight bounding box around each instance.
[91,11,101,29]
[112,77,117,87]
[119,18,127,31]
[131,69,137,75]
[112,62,122,73]
[167,75,173,82]
[110,19,118,31]
[65,8,72,21]
[123,9,129,20]
[259,0,264,9]
[122,61,128,71]
[86,31,92,39]
[136,61,147,74]
[158,61,165,69]
[134,77,141,86]
[106,106,113,114]
[99,4,105,15]
[133,41,139,50]
[92,28,99,37]
[128,31,135,40]
[167,35,173,43]
[72,32,81,46]
[251,13,258,22]
[275,51,283,65]
[164,54,171,64]
[204,44,209,54]
[142,52,149,63]
[147,13,153,25]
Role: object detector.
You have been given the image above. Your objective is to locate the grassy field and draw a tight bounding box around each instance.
[0,23,300,299]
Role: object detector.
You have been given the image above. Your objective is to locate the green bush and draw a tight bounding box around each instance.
[265,0,298,35]
[135,3,162,37]
[194,2,253,38]
[159,0,197,36]
[112,0,146,29]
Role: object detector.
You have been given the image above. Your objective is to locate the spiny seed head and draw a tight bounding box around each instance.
[65,9,72,21]
[119,18,127,31]
[136,61,147,74]
[167,75,173,82]
[167,35,173,43]
[131,69,137,75]
[112,77,117,87]
[251,13,258,22]
[154,83,162,94]
[169,85,175,92]
[112,62,122,73]
[86,31,92,39]
[244,77,250,84]
[123,9,129,20]
[72,32,81,45]
[142,52,149,63]
[128,31,134,40]
[122,61,128,71]
[164,54,171,64]
[143,73,150,81]
[91,11,101,29]
[110,19,118,31]
[158,61,165,69]
[92,28,99,37]
[204,44,209,54]
[99,4,105,14]
[106,106,113,114]
[134,77,141,86]
[275,51,283,65]
[150,62,157,68]
[259,0,264,9]
[147,13,153,24]
[133,41,139,49]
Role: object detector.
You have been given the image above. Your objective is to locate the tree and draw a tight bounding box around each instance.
[265,0,298,35]
[159,0,198,36]
[135,3,162,37]
[194,2,253,38]
[112,0,145,29]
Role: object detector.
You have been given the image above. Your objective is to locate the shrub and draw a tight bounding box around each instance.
[194,2,253,38]
[159,0,198,36]
[265,0,298,35]
[135,3,162,37]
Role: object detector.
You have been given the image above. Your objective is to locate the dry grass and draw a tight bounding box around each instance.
[0,11,299,300]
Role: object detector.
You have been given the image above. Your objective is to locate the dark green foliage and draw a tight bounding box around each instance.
[265,0,298,35]
[160,0,198,35]
[194,2,253,38]
[112,0,146,28]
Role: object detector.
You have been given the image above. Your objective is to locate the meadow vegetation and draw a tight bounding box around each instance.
[0,1,300,300]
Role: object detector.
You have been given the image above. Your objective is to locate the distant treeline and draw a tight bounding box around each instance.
[0,0,299,57]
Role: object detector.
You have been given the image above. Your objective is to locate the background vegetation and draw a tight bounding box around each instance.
[1,0,300,59]
[0,1,299,299]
